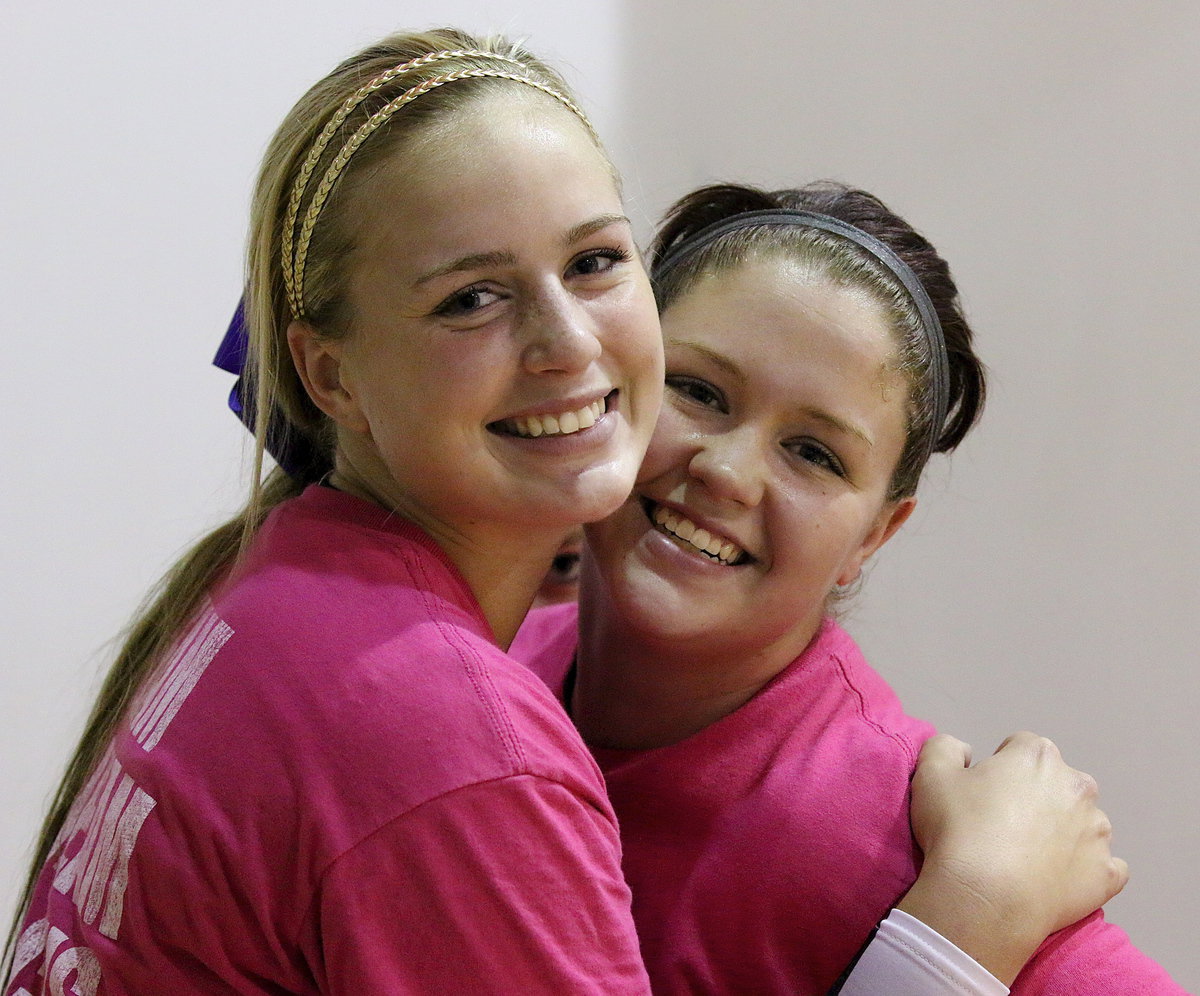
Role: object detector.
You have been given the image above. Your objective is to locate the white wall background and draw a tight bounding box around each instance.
[3,1,1196,989]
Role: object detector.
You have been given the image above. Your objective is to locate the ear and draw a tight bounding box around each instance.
[286,320,369,434]
[836,497,917,587]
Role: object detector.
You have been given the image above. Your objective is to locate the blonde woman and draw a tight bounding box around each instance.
[6,29,662,994]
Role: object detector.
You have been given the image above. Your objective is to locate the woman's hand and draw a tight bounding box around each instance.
[896,731,1128,985]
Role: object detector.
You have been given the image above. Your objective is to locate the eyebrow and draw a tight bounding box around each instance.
[667,339,746,386]
[668,337,874,447]
[805,408,874,447]
[414,213,631,287]
[563,213,630,246]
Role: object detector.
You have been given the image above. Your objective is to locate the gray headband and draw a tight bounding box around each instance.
[652,209,950,466]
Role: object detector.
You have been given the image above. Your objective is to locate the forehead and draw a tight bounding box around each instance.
[663,255,897,366]
[410,87,611,174]
[352,90,619,247]
[662,257,910,460]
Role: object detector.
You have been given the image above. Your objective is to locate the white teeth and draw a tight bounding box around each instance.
[651,504,743,565]
[511,399,604,438]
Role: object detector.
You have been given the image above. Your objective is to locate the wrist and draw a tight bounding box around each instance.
[896,859,1043,986]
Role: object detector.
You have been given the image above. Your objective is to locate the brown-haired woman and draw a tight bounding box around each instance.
[514,182,1181,993]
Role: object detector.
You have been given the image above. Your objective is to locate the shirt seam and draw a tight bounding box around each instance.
[293,771,600,948]
[407,547,529,776]
[829,649,923,768]
[886,932,978,994]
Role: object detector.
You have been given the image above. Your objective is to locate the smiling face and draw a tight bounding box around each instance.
[583,255,915,666]
[291,90,663,549]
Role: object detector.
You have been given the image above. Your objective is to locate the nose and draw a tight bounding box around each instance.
[521,286,603,374]
[687,425,766,508]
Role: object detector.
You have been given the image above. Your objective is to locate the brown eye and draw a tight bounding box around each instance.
[666,375,725,412]
[434,285,502,318]
[547,550,582,584]
[566,247,632,277]
[533,537,584,607]
[787,438,845,478]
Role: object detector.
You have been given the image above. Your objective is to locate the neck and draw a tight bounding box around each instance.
[456,551,554,650]
[571,576,821,750]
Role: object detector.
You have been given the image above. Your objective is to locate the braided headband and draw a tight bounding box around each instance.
[284,49,595,318]
[654,209,950,463]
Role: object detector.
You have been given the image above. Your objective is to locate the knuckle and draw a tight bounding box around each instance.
[1032,734,1062,762]
[1075,770,1100,799]
[1110,858,1131,894]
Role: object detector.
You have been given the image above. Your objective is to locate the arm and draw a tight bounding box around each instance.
[840,908,1009,996]
[896,732,1128,985]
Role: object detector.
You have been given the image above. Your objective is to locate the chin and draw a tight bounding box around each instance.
[596,546,693,632]
[568,463,641,523]
[512,485,629,538]
[621,592,721,652]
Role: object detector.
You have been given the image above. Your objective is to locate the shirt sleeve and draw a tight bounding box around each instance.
[307,773,651,995]
[1011,910,1188,994]
[839,909,1009,996]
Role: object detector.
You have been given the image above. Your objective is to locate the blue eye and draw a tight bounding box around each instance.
[666,375,726,412]
[566,247,632,277]
[787,438,845,477]
[434,285,502,318]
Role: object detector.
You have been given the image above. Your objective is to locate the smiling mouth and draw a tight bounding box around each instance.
[643,499,750,566]
[492,392,613,438]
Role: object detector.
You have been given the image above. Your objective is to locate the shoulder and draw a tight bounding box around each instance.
[173,593,595,815]
[311,772,645,993]
[128,492,603,860]
[602,621,934,817]
[1013,911,1188,993]
[799,619,935,768]
[211,487,506,711]
[227,485,489,641]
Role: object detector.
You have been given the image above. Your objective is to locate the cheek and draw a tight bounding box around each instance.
[418,333,515,399]
[633,402,692,484]
[600,280,663,363]
[772,491,854,568]
[354,339,465,434]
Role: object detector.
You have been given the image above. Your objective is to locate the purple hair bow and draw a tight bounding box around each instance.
[213,298,322,477]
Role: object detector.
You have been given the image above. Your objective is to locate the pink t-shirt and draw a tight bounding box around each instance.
[512,604,1187,995]
[7,487,649,995]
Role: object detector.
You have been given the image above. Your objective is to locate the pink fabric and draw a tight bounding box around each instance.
[7,487,648,995]
[513,605,1187,995]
